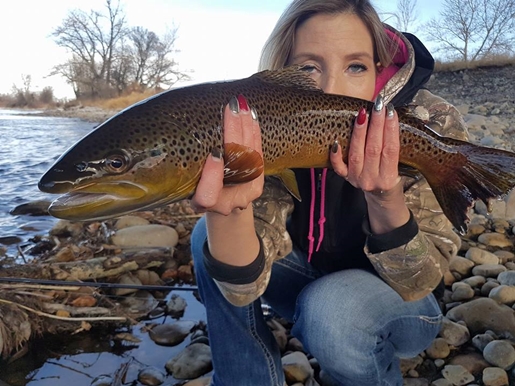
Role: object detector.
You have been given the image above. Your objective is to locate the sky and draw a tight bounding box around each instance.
[0,0,443,100]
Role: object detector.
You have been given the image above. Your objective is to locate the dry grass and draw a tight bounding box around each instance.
[435,55,515,72]
[81,89,160,111]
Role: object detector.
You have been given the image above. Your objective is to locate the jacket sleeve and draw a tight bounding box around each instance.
[364,89,468,301]
[209,177,294,306]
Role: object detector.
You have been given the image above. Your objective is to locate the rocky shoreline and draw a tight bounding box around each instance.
[3,64,515,386]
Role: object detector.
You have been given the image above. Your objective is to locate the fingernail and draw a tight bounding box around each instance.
[237,94,249,112]
[211,147,223,161]
[356,107,367,125]
[374,94,384,112]
[251,107,258,121]
[386,103,395,118]
[331,141,339,154]
[229,97,239,114]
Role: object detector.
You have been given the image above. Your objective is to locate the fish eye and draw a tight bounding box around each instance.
[105,153,130,173]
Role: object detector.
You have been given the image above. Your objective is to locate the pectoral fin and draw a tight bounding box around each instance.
[222,142,264,184]
[278,169,301,201]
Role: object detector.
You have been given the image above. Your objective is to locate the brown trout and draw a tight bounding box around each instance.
[39,65,515,233]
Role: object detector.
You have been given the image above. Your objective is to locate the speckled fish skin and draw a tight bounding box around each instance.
[39,66,515,232]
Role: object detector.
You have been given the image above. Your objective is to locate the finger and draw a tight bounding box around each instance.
[347,106,368,178]
[361,95,386,178]
[329,141,348,177]
[191,151,224,209]
[223,96,244,145]
[380,103,401,184]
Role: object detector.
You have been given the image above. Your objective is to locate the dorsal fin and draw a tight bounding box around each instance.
[253,65,323,92]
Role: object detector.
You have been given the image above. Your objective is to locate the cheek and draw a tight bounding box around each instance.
[343,76,376,101]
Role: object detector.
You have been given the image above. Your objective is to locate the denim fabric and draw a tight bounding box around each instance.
[191,216,442,386]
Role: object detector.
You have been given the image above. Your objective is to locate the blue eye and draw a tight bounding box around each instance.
[300,64,318,73]
[349,64,367,73]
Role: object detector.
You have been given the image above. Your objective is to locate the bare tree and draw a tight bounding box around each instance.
[51,0,127,98]
[424,0,515,63]
[396,0,418,32]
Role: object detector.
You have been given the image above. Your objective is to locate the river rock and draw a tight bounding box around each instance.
[495,250,515,264]
[441,365,475,385]
[111,224,179,248]
[120,290,158,315]
[282,351,313,384]
[482,367,509,386]
[477,233,514,249]
[9,200,50,216]
[472,333,495,352]
[426,338,450,359]
[481,281,500,297]
[449,256,475,276]
[471,264,507,278]
[446,298,515,337]
[439,317,470,347]
[430,379,453,386]
[149,320,196,346]
[489,285,515,305]
[451,282,475,301]
[165,343,212,379]
[114,273,142,296]
[463,276,486,288]
[182,377,211,386]
[483,340,515,370]
[138,367,165,386]
[449,352,490,375]
[115,215,150,229]
[50,219,83,237]
[166,294,187,318]
[466,247,500,265]
[497,271,515,286]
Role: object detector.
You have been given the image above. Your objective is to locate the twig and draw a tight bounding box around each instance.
[0,298,126,322]
[17,245,27,264]
[0,283,81,291]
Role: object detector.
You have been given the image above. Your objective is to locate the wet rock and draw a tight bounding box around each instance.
[446,298,515,337]
[483,340,515,370]
[482,367,509,386]
[114,273,142,296]
[120,290,159,315]
[166,294,187,318]
[149,320,196,346]
[138,367,165,386]
[441,364,475,385]
[165,343,212,379]
[439,318,470,347]
[0,236,22,245]
[111,224,179,248]
[282,351,313,384]
[9,200,50,216]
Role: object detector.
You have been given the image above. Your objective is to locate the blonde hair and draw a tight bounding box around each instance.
[259,0,395,71]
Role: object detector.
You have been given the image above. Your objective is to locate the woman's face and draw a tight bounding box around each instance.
[289,12,377,101]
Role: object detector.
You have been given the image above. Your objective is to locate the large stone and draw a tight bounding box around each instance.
[149,321,196,346]
[478,233,513,249]
[483,340,515,370]
[446,298,515,337]
[111,224,179,248]
[165,343,212,379]
[439,318,470,347]
[471,264,507,278]
[441,365,475,385]
[497,271,515,286]
[482,367,509,386]
[489,285,515,305]
[449,256,475,276]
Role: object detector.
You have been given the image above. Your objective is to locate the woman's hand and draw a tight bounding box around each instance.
[191,95,264,266]
[330,96,410,234]
[191,95,264,215]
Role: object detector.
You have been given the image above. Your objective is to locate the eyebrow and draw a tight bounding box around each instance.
[290,51,374,63]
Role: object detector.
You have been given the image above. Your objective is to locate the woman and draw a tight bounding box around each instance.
[190,0,468,385]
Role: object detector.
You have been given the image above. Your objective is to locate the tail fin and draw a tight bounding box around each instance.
[426,143,515,234]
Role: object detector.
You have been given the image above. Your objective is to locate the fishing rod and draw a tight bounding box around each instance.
[0,276,198,292]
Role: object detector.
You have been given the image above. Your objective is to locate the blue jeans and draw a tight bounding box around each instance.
[191,217,442,386]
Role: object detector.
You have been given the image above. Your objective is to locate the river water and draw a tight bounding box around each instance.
[0,109,94,257]
[0,109,207,385]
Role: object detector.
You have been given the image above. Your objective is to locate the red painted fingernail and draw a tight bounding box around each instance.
[237,94,249,112]
[356,107,367,125]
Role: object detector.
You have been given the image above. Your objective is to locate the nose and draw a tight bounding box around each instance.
[319,74,347,96]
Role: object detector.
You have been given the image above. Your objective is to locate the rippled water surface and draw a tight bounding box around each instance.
[0,109,94,255]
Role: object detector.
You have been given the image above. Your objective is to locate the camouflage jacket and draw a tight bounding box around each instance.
[210,30,469,307]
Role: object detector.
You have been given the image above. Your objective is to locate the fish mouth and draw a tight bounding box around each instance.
[47,182,151,221]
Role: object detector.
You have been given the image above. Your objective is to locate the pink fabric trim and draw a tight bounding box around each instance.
[316,168,327,252]
[373,29,409,98]
[307,168,316,262]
